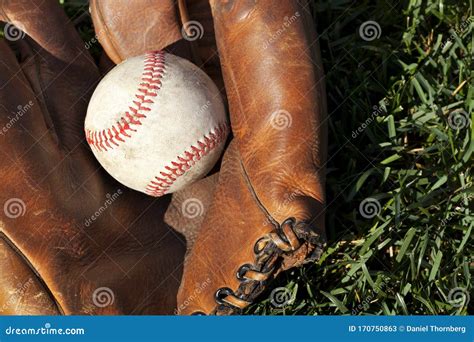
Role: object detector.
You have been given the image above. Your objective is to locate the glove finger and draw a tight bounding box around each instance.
[210,0,327,224]
[90,0,184,64]
[177,0,328,315]
[1,0,99,152]
[0,39,55,162]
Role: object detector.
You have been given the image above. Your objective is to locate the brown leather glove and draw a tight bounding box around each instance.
[1,0,327,316]
[90,0,327,315]
[0,0,208,315]
[176,0,327,314]
[90,0,225,94]
[89,0,183,64]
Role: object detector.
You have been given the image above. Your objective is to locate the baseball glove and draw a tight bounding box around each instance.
[90,0,327,315]
[0,0,215,315]
[0,0,327,315]
[176,0,327,314]
[94,0,328,314]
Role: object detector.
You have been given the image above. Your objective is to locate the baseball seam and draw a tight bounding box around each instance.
[145,122,228,197]
[85,50,166,151]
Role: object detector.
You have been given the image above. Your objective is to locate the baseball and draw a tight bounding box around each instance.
[85,51,228,197]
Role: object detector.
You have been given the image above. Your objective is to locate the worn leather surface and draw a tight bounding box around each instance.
[177,0,327,314]
[89,0,183,64]
[164,174,218,251]
[0,238,59,315]
[90,0,225,94]
[0,0,327,316]
[0,0,198,315]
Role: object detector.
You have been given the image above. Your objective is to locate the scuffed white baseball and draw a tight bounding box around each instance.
[85,51,228,197]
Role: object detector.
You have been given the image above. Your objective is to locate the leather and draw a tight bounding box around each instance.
[90,0,225,95]
[0,0,201,315]
[164,174,218,251]
[177,0,327,314]
[89,0,183,64]
[0,238,59,315]
[0,0,327,316]
[177,142,274,313]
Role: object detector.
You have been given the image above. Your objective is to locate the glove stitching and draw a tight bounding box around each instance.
[203,159,324,315]
[238,158,279,228]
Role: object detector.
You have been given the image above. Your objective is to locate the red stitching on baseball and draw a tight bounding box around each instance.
[85,51,166,152]
[145,122,228,197]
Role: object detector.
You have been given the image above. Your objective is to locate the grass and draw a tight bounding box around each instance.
[247,0,473,315]
[57,0,472,315]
